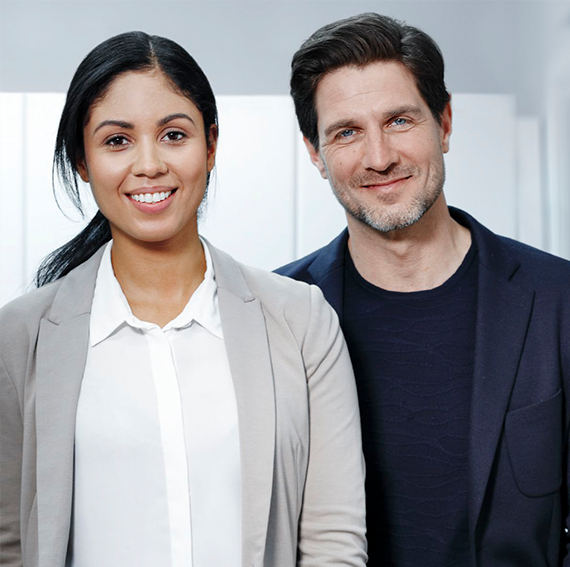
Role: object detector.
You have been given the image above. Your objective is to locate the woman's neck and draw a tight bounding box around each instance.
[110,231,207,328]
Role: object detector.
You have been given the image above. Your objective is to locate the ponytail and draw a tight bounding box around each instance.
[35,211,111,287]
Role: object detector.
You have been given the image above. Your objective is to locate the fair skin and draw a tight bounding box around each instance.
[305,61,471,292]
[78,70,217,326]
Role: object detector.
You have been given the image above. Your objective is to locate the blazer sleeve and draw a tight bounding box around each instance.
[297,285,367,566]
[0,353,24,567]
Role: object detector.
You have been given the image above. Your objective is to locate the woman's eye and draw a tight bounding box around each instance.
[163,131,186,142]
[105,135,128,147]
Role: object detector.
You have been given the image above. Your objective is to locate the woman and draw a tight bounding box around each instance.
[0,32,366,567]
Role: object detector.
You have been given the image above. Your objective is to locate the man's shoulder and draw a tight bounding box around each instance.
[275,249,322,283]
[492,233,570,288]
[452,207,570,290]
[275,229,348,284]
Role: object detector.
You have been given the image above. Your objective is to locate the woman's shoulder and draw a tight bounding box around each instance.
[232,259,336,335]
[0,247,102,359]
[242,262,313,301]
[0,279,64,330]
[0,280,65,360]
[207,243,330,316]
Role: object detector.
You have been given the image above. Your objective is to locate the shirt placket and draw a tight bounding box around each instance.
[145,325,193,567]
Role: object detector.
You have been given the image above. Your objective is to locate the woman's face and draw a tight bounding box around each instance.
[78,70,216,248]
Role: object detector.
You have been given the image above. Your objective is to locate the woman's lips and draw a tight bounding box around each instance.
[127,188,177,214]
[130,190,172,204]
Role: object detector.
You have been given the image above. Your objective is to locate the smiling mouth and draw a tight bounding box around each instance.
[128,189,177,203]
[363,176,412,188]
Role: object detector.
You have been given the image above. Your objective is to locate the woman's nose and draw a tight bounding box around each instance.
[131,141,168,178]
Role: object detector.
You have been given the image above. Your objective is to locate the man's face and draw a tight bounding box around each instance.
[306,61,452,233]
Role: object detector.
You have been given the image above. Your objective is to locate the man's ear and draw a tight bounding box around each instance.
[77,159,89,183]
[440,98,452,154]
[303,136,328,180]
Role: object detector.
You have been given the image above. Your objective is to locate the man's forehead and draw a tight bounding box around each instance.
[314,61,426,122]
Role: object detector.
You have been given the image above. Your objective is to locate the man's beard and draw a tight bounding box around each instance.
[327,160,445,233]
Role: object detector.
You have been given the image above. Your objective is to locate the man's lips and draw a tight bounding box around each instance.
[361,176,412,189]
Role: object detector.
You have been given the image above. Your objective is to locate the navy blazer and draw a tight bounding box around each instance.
[277,207,570,566]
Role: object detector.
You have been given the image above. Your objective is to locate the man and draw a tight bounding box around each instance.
[277,12,570,566]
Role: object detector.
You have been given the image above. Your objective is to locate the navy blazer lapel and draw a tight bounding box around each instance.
[306,229,348,320]
[469,265,534,538]
[35,249,103,567]
[451,210,535,540]
[207,243,276,567]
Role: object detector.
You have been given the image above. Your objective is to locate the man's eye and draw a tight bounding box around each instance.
[339,129,356,138]
[392,117,408,127]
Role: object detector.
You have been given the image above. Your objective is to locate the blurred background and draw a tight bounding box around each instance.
[1,0,570,306]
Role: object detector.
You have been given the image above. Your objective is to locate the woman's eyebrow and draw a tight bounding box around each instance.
[91,114,195,136]
[157,113,195,127]
[92,119,133,135]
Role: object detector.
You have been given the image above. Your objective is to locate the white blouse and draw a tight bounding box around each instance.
[69,240,241,567]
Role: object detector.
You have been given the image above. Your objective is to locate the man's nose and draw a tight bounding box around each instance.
[361,130,398,172]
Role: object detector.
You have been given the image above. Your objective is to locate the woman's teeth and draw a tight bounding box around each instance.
[130,191,172,203]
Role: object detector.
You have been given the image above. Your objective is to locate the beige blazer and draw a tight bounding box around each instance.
[0,242,367,567]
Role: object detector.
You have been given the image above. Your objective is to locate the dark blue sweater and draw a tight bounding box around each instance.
[342,242,477,566]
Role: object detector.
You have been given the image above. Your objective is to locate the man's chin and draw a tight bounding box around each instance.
[349,203,427,234]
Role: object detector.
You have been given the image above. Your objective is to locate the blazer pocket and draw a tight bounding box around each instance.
[505,388,563,497]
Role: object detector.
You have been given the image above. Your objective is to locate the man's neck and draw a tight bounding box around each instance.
[347,197,472,292]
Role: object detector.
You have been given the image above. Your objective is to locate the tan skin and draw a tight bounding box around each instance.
[306,62,471,292]
[78,70,217,327]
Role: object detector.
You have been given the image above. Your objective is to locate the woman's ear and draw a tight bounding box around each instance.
[207,124,218,172]
[77,159,89,183]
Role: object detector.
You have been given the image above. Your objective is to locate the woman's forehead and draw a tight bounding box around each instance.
[87,70,202,127]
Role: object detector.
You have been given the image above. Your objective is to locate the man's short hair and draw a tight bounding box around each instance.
[291,12,451,149]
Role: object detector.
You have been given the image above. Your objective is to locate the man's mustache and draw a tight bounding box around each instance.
[349,166,419,188]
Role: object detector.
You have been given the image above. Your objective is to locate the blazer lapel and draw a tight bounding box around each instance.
[208,243,276,567]
[466,223,534,542]
[34,249,104,567]
[36,315,89,567]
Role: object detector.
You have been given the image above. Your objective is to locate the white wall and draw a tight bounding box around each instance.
[0,92,541,308]
[0,0,554,118]
[545,1,570,258]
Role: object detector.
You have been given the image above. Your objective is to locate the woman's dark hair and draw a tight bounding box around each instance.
[291,12,450,149]
[35,31,218,287]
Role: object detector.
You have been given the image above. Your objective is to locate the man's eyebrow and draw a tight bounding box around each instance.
[157,113,195,127]
[92,120,133,136]
[384,105,422,120]
[323,106,423,138]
